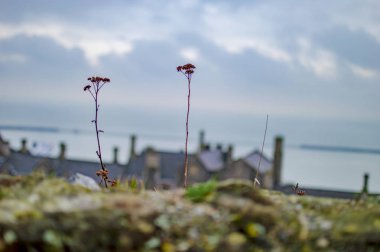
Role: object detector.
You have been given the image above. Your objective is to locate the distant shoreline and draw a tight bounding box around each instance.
[300,144,380,155]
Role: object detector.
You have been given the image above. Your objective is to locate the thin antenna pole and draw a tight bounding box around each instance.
[254,114,269,188]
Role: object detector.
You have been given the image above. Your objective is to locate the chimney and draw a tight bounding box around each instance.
[216,143,223,151]
[223,144,233,164]
[113,146,119,164]
[272,136,283,188]
[20,138,29,154]
[144,147,160,189]
[59,142,66,160]
[0,134,10,157]
[145,147,160,170]
[204,144,210,151]
[226,144,233,164]
[361,173,369,195]
[199,130,205,151]
[129,134,137,159]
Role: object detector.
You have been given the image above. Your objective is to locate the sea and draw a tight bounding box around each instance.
[1,103,379,193]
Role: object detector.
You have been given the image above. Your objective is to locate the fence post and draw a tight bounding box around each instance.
[362,173,369,194]
[273,136,283,188]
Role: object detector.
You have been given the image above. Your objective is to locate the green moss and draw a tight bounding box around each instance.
[185,179,217,202]
[0,174,379,251]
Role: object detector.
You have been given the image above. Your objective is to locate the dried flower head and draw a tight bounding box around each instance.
[96,169,109,179]
[182,63,196,70]
[87,76,111,83]
[83,85,91,91]
[108,179,118,187]
[292,183,306,196]
[297,190,306,196]
[176,63,196,77]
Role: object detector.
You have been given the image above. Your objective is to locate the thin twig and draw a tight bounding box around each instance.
[254,114,269,188]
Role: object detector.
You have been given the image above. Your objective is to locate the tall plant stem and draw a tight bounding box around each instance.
[184,77,191,188]
[176,64,196,188]
[94,89,108,188]
[254,114,269,188]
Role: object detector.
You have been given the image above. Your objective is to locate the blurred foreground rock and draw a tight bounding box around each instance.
[67,173,100,191]
[0,173,379,251]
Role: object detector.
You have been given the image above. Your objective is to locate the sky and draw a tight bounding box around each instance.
[1,0,380,158]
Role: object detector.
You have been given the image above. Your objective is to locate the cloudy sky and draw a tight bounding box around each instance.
[1,0,380,153]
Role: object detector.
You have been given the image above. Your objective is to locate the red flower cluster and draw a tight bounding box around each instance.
[177,63,196,75]
[109,179,118,187]
[292,183,306,196]
[87,76,111,83]
[83,76,110,93]
[83,85,91,91]
[96,169,109,177]
[96,169,118,187]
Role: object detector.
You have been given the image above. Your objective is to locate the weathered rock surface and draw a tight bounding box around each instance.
[0,174,379,251]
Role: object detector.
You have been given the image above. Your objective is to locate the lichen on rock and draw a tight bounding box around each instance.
[0,174,379,251]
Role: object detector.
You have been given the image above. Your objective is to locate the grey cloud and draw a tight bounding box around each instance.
[0,0,379,122]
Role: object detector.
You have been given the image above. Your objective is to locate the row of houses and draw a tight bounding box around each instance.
[0,131,283,190]
[0,131,373,199]
[126,132,283,189]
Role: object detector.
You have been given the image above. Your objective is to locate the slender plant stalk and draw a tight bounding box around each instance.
[94,91,107,187]
[84,76,111,187]
[254,114,269,188]
[177,63,196,188]
[184,77,191,187]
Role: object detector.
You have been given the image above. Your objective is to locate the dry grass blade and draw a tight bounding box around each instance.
[254,114,269,188]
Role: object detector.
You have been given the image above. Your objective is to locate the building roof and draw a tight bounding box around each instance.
[159,151,185,180]
[0,150,126,182]
[126,148,227,181]
[243,150,272,172]
[125,153,145,177]
[198,150,224,172]
[125,150,185,180]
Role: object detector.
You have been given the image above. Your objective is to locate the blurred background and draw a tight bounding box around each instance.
[1,0,379,191]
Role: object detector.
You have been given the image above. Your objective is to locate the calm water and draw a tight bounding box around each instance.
[284,148,380,192]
